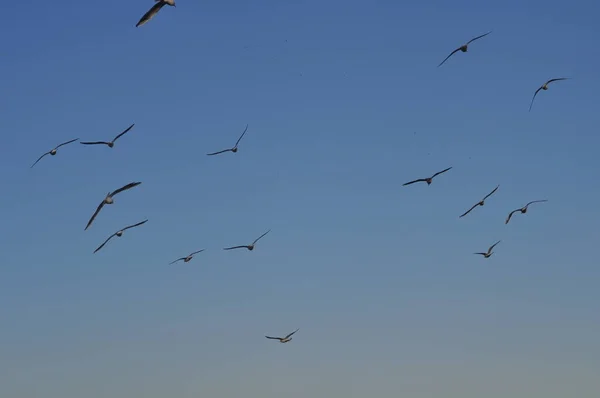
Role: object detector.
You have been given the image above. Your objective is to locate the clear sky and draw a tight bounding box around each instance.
[1,0,599,397]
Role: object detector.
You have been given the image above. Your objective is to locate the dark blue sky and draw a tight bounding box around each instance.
[1,1,599,397]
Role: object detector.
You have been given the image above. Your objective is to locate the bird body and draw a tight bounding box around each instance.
[505,200,547,224]
[136,0,176,28]
[265,328,299,343]
[224,229,271,251]
[85,182,142,230]
[94,219,148,253]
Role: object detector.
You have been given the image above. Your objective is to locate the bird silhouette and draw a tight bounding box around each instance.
[529,78,569,111]
[136,0,176,28]
[207,124,249,156]
[94,219,148,253]
[403,167,452,186]
[84,182,142,230]
[474,240,501,258]
[223,229,271,251]
[169,249,206,264]
[438,31,492,67]
[265,328,299,343]
[80,123,135,148]
[459,185,499,218]
[31,138,79,168]
[505,200,548,224]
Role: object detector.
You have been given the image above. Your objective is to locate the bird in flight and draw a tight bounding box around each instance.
[223,229,271,251]
[265,328,299,343]
[169,249,206,264]
[438,31,492,67]
[94,219,148,253]
[80,123,135,148]
[206,124,249,156]
[529,78,569,111]
[459,185,500,218]
[474,240,501,258]
[403,167,452,186]
[505,200,548,224]
[31,138,79,168]
[84,182,142,230]
[136,0,176,28]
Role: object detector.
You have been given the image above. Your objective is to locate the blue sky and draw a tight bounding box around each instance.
[1,0,599,396]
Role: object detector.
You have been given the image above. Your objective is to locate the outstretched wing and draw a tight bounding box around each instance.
[234,124,249,147]
[30,151,50,168]
[402,178,427,186]
[85,201,106,230]
[112,123,135,143]
[459,203,479,218]
[529,86,543,112]
[438,48,460,67]
[525,199,548,207]
[136,1,166,27]
[223,245,249,250]
[432,167,452,178]
[169,258,186,265]
[56,138,79,149]
[206,148,233,156]
[284,328,299,339]
[547,77,568,85]
[265,336,281,340]
[122,219,148,231]
[80,141,110,146]
[252,229,271,245]
[94,233,117,253]
[466,31,492,45]
[488,240,501,252]
[189,249,206,256]
[110,181,142,197]
[505,209,519,224]
[482,185,499,201]
[474,252,487,256]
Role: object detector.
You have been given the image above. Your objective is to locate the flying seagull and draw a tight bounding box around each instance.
[169,249,206,264]
[207,124,249,156]
[459,185,500,218]
[403,167,452,186]
[136,0,176,28]
[438,31,492,67]
[265,328,299,343]
[529,78,568,111]
[474,240,501,258]
[505,200,548,224]
[94,219,148,253]
[84,182,142,230]
[223,229,271,251]
[80,123,135,148]
[30,138,79,168]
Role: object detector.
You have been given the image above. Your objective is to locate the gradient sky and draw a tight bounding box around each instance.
[1,0,599,397]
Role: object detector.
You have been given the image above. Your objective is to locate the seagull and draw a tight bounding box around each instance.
[265,328,299,343]
[529,78,569,111]
[93,219,148,253]
[223,229,271,251]
[30,138,79,168]
[207,124,249,156]
[505,200,548,224]
[438,31,492,67]
[459,185,500,218]
[80,123,135,148]
[169,249,206,264]
[402,167,452,186]
[84,182,142,230]
[474,240,501,258]
[136,0,176,28]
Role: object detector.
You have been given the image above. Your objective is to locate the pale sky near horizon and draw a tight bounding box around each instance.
[1,1,599,397]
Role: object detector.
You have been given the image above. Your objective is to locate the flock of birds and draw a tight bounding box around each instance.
[28,1,571,344]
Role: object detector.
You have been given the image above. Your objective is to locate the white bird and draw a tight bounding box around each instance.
[136,0,176,28]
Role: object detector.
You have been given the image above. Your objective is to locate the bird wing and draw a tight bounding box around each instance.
[94,233,117,253]
[432,167,452,178]
[474,252,487,256]
[488,240,501,252]
[284,328,299,339]
[529,86,543,112]
[525,199,548,207]
[80,141,110,145]
[110,181,142,197]
[482,185,499,201]
[547,77,568,85]
[189,249,206,256]
[56,138,79,148]
[252,229,271,245]
[459,203,479,218]
[466,31,492,45]
[265,336,281,340]
[505,209,519,224]
[85,201,105,230]
[402,178,427,186]
[112,123,135,142]
[223,245,248,250]
[169,258,185,265]
[234,124,249,147]
[206,148,233,156]
[30,152,50,168]
[438,48,460,67]
[122,219,148,231]
[136,1,166,27]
